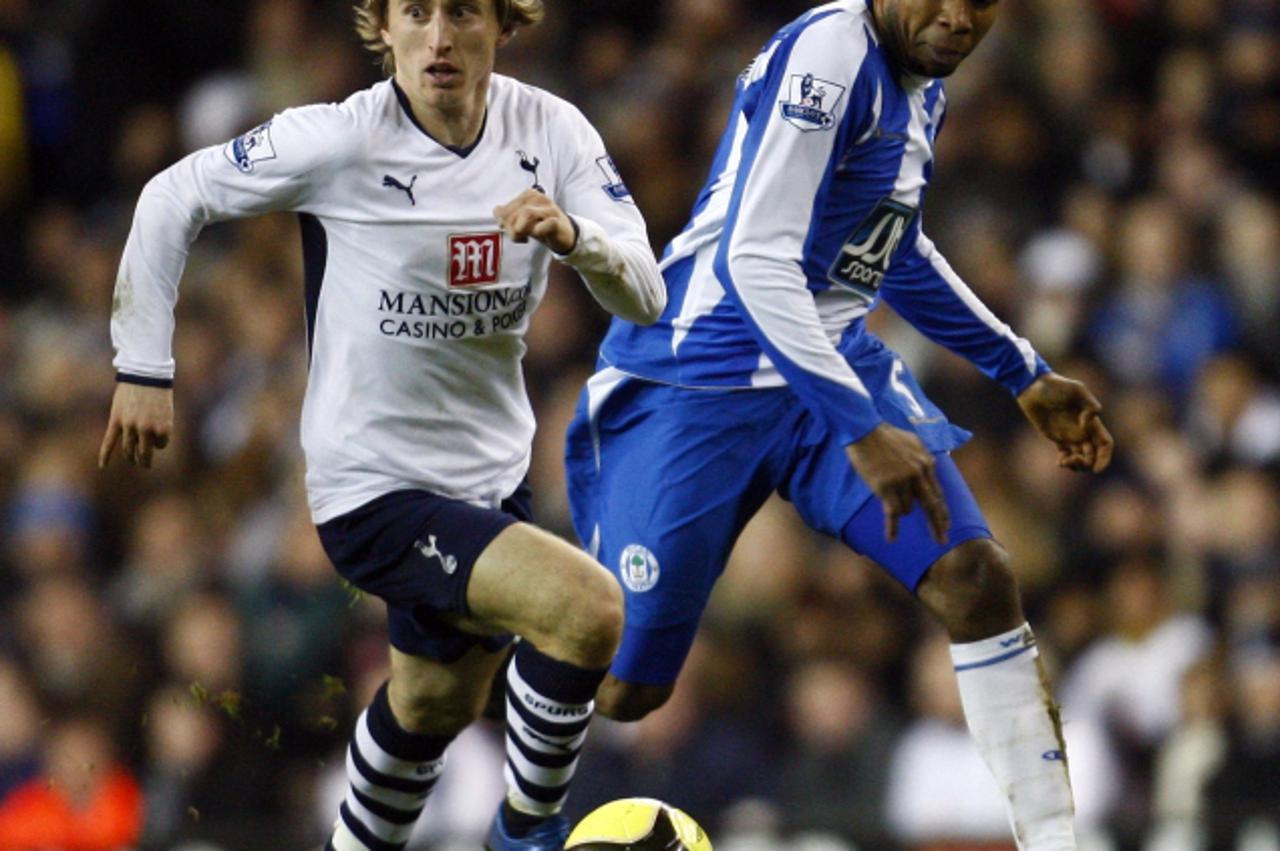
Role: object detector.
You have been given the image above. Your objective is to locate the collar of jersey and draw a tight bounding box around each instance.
[391,78,488,159]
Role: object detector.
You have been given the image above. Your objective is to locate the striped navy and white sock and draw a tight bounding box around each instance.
[328,683,452,851]
[503,642,608,820]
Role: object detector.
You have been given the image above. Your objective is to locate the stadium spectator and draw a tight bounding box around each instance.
[0,655,40,802]
[138,683,276,848]
[1060,557,1214,839]
[0,714,143,851]
[778,659,898,848]
[1148,659,1230,850]
[1203,653,1280,847]
[1087,196,1239,403]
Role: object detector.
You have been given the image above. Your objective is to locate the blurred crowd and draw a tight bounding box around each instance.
[2,0,1279,849]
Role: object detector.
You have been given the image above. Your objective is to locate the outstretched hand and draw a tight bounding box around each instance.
[847,423,950,545]
[1017,372,1114,473]
[99,383,174,469]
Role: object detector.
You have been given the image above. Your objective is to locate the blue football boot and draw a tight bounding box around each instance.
[485,805,571,850]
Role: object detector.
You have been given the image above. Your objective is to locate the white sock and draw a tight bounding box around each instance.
[951,624,1076,851]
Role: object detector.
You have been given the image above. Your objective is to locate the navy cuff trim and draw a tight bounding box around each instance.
[116,372,174,389]
[555,217,581,258]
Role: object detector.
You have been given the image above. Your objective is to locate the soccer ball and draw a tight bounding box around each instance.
[566,798,712,850]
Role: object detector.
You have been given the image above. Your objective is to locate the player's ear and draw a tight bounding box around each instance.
[381,27,394,48]
[496,27,516,48]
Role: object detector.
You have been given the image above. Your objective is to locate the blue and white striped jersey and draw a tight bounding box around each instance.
[599,0,1048,447]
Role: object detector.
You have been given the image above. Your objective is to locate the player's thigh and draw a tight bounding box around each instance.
[388,642,509,735]
[464,521,623,665]
[838,453,993,592]
[319,487,543,667]
[568,378,785,686]
[782,351,994,588]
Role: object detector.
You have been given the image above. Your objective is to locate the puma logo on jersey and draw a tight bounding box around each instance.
[414,535,457,574]
[383,173,418,206]
[517,150,544,193]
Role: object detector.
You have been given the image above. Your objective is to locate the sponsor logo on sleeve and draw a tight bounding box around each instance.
[780,73,847,131]
[596,155,633,202]
[448,232,503,288]
[224,121,277,174]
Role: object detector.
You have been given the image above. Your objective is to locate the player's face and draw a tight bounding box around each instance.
[874,0,1001,78]
[382,0,511,114]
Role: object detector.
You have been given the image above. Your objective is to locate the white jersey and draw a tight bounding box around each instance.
[111,76,663,522]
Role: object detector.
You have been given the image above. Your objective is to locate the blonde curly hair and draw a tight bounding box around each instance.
[354,0,545,75]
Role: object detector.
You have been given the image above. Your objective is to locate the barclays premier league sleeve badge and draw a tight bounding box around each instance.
[596,155,633,202]
[780,73,847,131]
[224,120,278,174]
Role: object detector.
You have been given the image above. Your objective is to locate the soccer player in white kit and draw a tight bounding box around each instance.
[99,1,664,849]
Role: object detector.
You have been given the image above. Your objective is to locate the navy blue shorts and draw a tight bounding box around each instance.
[316,483,532,663]
[565,357,991,685]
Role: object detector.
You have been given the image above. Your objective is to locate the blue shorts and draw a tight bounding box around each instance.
[316,484,532,663]
[565,357,990,685]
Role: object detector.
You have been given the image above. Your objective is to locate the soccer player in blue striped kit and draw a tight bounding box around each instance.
[100,1,665,849]
[566,2,1114,848]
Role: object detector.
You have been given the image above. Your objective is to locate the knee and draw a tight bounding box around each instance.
[544,561,624,669]
[932,538,1016,594]
[595,677,673,722]
[918,539,1022,639]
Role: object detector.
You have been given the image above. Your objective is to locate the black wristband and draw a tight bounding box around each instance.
[556,216,581,257]
[116,372,174,389]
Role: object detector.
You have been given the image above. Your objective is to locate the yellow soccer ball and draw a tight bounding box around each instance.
[566,797,712,850]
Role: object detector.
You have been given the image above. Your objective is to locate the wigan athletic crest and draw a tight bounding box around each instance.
[780,73,847,131]
[619,544,660,593]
